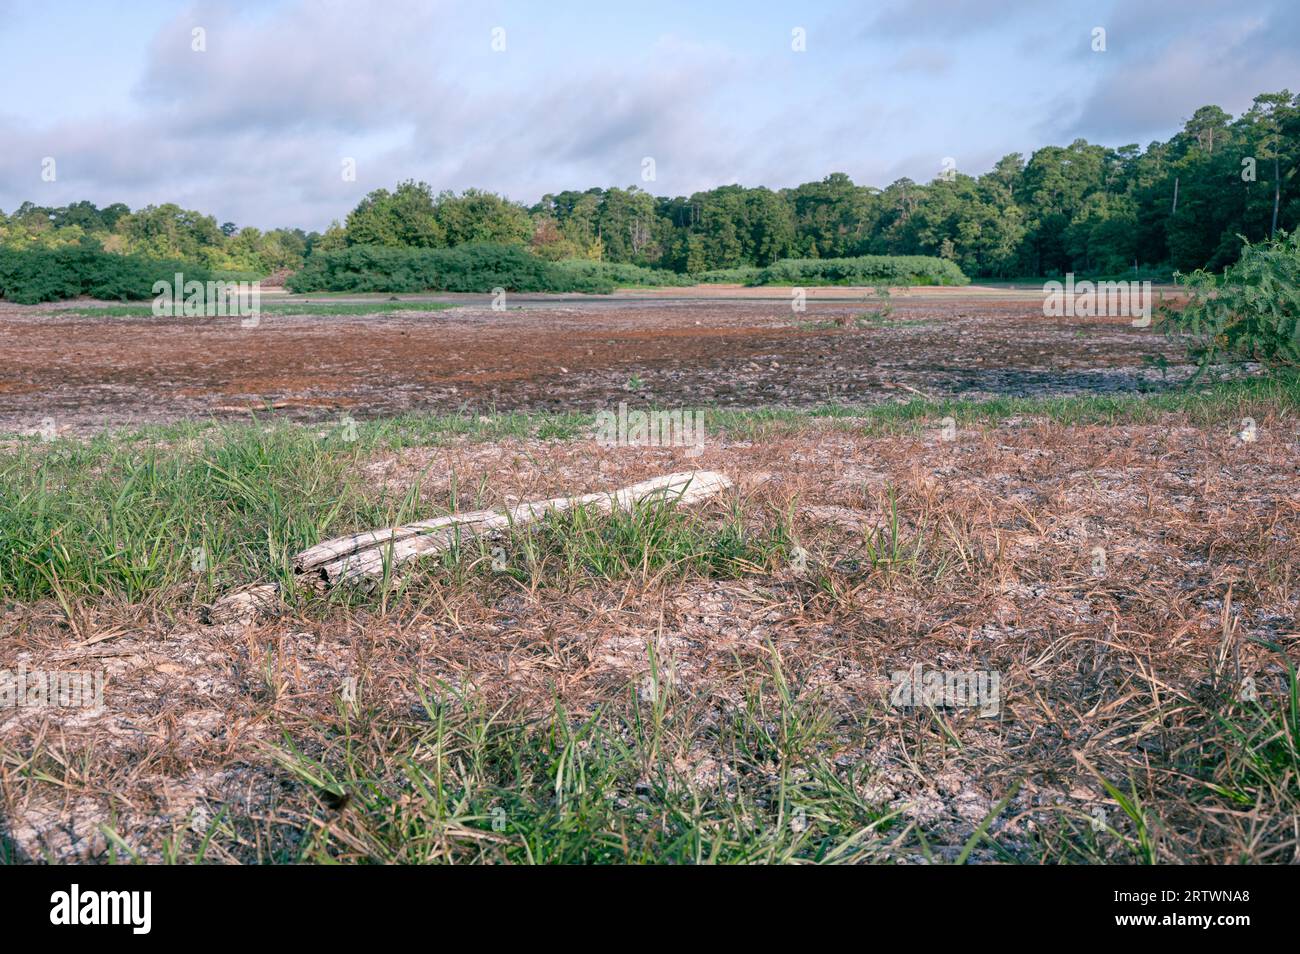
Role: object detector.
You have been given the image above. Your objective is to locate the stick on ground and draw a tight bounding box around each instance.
[208,470,732,621]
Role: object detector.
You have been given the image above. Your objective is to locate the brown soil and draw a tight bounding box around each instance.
[0,295,1182,435]
[2,414,1296,862]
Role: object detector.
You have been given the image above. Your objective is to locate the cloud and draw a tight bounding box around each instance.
[891,47,953,74]
[1066,0,1300,140]
[2,0,1294,229]
[864,0,1043,39]
[1,0,754,225]
[133,0,465,133]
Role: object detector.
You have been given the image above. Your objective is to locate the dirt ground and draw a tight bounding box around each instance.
[2,410,1297,862]
[4,287,1294,864]
[0,290,1182,435]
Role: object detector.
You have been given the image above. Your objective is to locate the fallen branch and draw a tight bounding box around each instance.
[208,470,732,622]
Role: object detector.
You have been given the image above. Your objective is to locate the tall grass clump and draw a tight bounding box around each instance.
[0,425,374,603]
[476,496,786,590]
[271,660,898,864]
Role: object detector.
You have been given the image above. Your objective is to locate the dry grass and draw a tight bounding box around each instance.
[1,394,1298,863]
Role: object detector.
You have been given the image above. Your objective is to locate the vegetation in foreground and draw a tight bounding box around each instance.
[1,374,1297,863]
[2,374,1294,604]
[8,649,1294,863]
[4,242,1294,862]
[256,654,1300,864]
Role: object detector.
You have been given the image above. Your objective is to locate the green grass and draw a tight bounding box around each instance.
[706,372,1299,438]
[1,374,1293,605]
[985,266,1177,287]
[1049,645,1300,865]
[251,657,900,863]
[481,495,788,590]
[0,425,374,603]
[0,418,784,604]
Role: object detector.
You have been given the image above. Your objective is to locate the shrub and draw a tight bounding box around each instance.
[692,266,763,284]
[1162,231,1300,374]
[749,255,969,287]
[549,259,694,288]
[286,243,630,294]
[0,242,211,304]
[283,248,973,295]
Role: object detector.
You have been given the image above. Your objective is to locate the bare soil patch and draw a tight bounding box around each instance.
[3,410,1296,862]
[0,295,1181,435]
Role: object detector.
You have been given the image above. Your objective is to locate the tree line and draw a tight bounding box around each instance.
[2,90,1295,279]
[0,201,311,276]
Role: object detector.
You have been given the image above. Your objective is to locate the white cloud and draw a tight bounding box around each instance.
[1,0,1293,229]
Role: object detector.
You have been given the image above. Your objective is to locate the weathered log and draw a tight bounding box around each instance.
[209,470,732,619]
[293,510,500,573]
[311,470,732,585]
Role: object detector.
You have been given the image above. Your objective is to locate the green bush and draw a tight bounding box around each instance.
[549,259,695,288]
[692,266,763,284]
[287,244,630,294]
[1163,232,1300,374]
[0,242,211,304]
[284,248,972,294]
[749,255,969,287]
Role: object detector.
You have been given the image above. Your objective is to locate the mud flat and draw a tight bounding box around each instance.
[0,294,1183,434]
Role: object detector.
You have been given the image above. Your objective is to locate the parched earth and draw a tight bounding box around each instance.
[7,286,1294,864]
[0,289,1182,435]
[2,411,1297,862]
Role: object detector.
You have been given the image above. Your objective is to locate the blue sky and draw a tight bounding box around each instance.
[1,0,1296,230]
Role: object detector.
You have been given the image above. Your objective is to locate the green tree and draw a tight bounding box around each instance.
[434,189,531,246]
[345,180,445,248]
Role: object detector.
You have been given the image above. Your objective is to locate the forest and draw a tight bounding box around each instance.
[2,91,1295,281]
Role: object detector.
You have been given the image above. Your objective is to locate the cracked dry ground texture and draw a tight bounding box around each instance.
[1,412,1297,862]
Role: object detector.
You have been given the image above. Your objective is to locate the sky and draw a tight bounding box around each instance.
[0,0,1297,231]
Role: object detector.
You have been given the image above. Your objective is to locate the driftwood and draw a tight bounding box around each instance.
[207,470,732,623]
